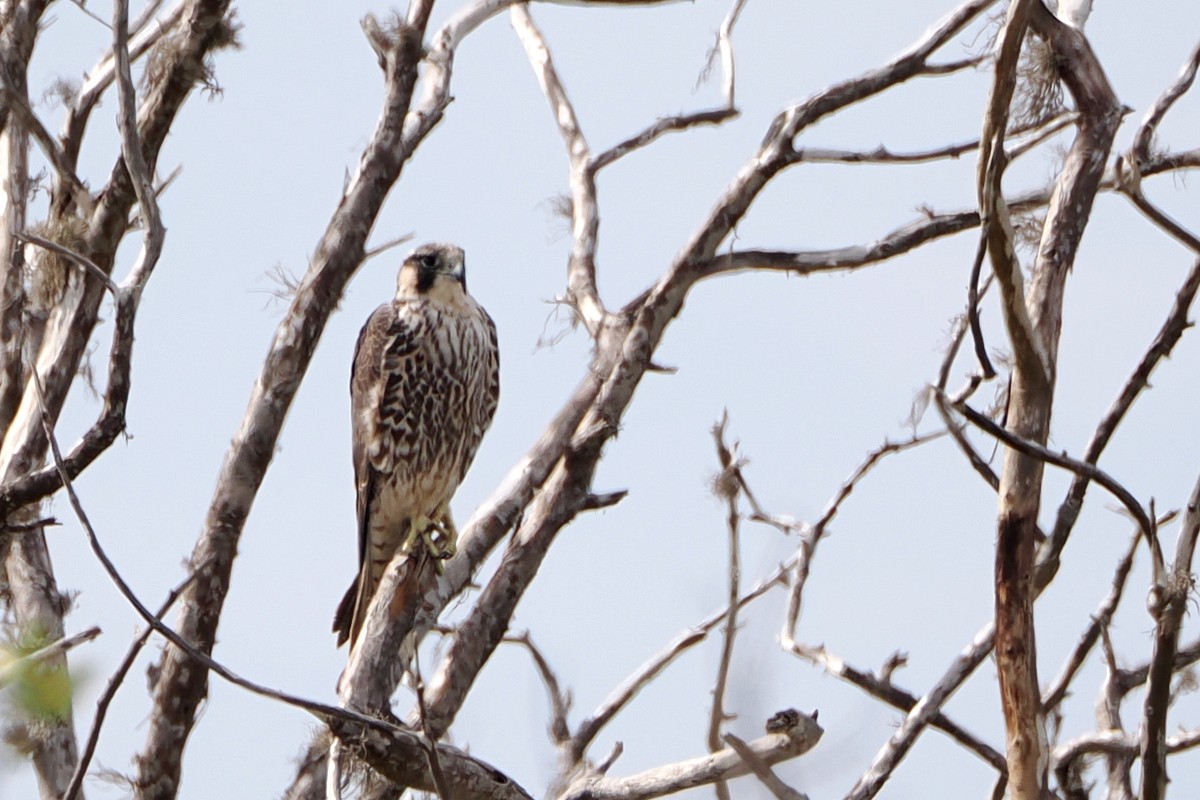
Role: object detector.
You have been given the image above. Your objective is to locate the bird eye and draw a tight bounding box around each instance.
[420,254,438,269]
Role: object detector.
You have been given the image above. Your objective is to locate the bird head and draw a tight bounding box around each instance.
[397,242,468,299]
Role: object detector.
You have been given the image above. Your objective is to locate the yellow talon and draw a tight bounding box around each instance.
[399,512,458,573]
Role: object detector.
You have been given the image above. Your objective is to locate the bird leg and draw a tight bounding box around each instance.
[427,506,458,561]
[399,508,458,572]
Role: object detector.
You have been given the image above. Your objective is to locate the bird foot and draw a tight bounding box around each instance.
[400,514,458,573]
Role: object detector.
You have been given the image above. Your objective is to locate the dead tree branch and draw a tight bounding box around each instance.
[1138,473,1200,800]
[986,6,1122,797]
[1042,527,1141,712]
[723,733,808,800]
[511,5,606,334]
[707,414,744,800]
[787,642,1005,773]
[1130,39,1200,169]
[558,721,822,800]
[1039,256,1200,586]
[63,570,201,800]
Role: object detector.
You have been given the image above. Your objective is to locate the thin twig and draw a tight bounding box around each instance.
[1092,620,1135,798]
[0,626,100,687]
[113,0,165,295]
[511,4,606,334]
[568,560,789,764]
[0,86,92,213]
[591,0,745,172]
[782,431,941,643]
[788,112,1072,168]
[64,570,202,800]
[590,108,738,173]
[966,230,997,378]
[723,733,808,800]
[1114,155,1200,255]
[15,231,117,295]
[977,0,1049,394]
[1139,472,1200,800]
[933,390,999,491]
[843,621,998,800]
[1040,257,1200,585]
[949,395,1153,541]
[1131,40,1200,166]
[412,650,452,800]
[507,630,571,744]
[1041,526,1141,712]
[363,232,415,262]
[60,0,186,172]
[707,414,743,800]
[786,642,1006,772]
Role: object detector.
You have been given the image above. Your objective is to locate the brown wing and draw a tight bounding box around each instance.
[332,303,394,645]
[456,302,500,486]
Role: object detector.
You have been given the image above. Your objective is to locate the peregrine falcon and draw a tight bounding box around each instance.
[333,243,499,648]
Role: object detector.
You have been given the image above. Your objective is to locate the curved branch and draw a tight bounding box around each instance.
[512,5,606,334]
[1131,39,1200,167]
[951,398,1153,540]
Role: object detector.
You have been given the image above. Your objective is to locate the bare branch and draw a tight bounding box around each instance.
[1053,727,1200,772]
[567,560,788,767]
[0,85,92,213]
[844,622,999,800]
[590,108,738,173]
[16,232,117,295]
[59,0,186,176]
[713,0,746,107]
[707,414,743,800]
[35,369,530,800]
[659,0,997,296]
[0,626,100,687]
[987,9,1123,796]
[693,186,1057,282]
[558,723,822,800]
[64,570,202,800]
[137,11,431,795]
[1114,155,1200,255]
[1042,527,1141,712]
[507,631,572,744]
[978,0,1048,392]
[786,642,1006,773]
[412,653,453,800]
[364,231,416,261]
[112,0,166,295]
[512,4,607,335]
[1040,257,1200,585]
[1138,473,1200,800]
[933,389,1000,492]
[0,98,31,439]
[0,6,81,795]
[328,712,534,800]
[337,546,427,714]
[786,104,1070,169]
[723,733,808,800]
[1094,624,1135,799]
[590,0,745,172]
[783,432,940,644]
[1131,39,1200,167]
[950,397,1153,540]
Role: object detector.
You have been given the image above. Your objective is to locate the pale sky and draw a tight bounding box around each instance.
[5,1,1200,798]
